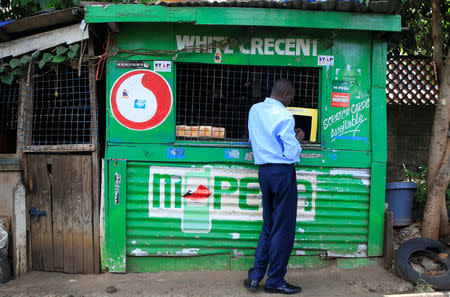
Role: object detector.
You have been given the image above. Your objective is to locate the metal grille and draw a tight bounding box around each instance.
[24,64,96,151]
[176,63,319,142]
[0,82,19,153]
[386,57,439,105]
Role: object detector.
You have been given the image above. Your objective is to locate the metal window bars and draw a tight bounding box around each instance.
[0,82,19,153]
[22,64,97,152]
[175,63,319,142]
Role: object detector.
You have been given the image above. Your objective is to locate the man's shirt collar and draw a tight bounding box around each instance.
[264,97,286,108]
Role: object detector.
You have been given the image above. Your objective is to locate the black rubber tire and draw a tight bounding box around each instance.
[0,254,10,284]
[394,238,450,290]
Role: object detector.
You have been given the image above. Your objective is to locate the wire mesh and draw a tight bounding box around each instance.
[386,57,439,105]
[176,63,319,142]
[0,81,19,153]
[23,64,97,151]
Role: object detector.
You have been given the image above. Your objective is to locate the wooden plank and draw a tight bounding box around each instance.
[16,66,34,153]
[0,23,89,59]
[51,156,65,272]
[23,144,95,153]
[85,5,401,32]
[28,154,52,271]
[61,157,74,273]
[2,8,78,34]
[82,155,94,274]
[368,161,387,256]
[28,154,42,270]
[72,156,84,274]
[107,159,127,272]
[383,209,394,270]
[40,156,54,271]
[13,182,27,276]
[89,38,101,273]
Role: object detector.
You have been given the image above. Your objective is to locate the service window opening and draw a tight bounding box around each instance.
[175,63,319,143]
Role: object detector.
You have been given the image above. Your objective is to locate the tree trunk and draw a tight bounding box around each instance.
[439,197,449,236]
[422,139,450,239]
[423,0,450,239]
[432,0,443,78]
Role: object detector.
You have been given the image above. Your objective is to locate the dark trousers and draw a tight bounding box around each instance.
[248,163,298,288]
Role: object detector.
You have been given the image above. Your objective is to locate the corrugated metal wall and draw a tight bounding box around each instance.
[126,162,370,259]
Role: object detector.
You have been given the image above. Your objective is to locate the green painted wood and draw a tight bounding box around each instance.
[107,159,127,272]
[367,161,386,256]
[86,5,196,23]
[231,255,331,271]
[127,255,230,272]
[196,7,401,32]
[101,159,108,272]
[337,257,378,269]
[321,31,372,151]
[106,144,371,168]
[370,39,388,163]
[106,58,175,144]
[85,5,401,32]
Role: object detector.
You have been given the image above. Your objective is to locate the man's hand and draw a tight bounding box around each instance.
[295,128,305,142]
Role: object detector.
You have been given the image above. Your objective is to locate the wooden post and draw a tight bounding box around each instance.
[16,64,34,273]
[88,38,101,273]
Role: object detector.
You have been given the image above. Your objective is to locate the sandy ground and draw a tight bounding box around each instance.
[0,260,417,297]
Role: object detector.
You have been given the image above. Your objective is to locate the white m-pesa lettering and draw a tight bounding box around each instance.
[176,35,319,56]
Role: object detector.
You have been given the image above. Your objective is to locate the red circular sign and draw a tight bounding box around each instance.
[110,70,173,130]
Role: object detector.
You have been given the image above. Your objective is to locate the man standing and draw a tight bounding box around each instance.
[244,79,304,295]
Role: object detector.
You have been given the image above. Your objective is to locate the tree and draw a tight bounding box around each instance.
[388,0,449,57]
[421,0,449,239]
[388,0,449,239]
[0,0,79,21]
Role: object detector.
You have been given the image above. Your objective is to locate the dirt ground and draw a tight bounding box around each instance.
[0,260,419,297]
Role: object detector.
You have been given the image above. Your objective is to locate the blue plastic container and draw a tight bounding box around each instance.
[386,182,418,226]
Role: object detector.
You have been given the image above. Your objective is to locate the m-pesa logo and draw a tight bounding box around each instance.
[148,166,317,233]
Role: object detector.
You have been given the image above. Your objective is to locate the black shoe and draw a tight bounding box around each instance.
[264,282,302,295]
[244,278,260,292]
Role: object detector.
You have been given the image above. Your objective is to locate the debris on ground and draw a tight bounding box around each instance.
[106,285,117,294]
[393,222,422,250]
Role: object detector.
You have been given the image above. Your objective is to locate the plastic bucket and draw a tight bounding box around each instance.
[386,182,418,227]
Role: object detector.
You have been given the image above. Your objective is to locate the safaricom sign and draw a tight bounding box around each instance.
[176,35,319,56]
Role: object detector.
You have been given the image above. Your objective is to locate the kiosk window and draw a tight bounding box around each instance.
[176,63,319,142]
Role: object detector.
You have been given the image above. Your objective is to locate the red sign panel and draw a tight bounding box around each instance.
[331,92,350,108]
[110,70,173,130]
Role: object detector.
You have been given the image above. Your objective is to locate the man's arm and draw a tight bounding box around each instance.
[278,116,302,162]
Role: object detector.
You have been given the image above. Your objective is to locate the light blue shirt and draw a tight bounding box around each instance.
[248,98,302,165]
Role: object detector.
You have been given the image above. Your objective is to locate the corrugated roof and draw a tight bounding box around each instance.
[157,0,403,14]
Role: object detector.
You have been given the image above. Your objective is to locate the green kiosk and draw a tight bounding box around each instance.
[85,1,401,272]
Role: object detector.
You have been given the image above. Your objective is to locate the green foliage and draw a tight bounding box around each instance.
[403,165,450,209]
[67,44,80,58]
[52,55,67,63]
[404,166,428,208]
[389,0,449,56]
[9,58,21,69]
[0,43,80,84]
[38,52,54,69]
[0,0,79,21]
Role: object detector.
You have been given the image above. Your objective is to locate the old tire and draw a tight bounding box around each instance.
[394,238,450,290]
[0,254,10,284]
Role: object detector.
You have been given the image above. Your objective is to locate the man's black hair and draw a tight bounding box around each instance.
[271,79,295,97]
